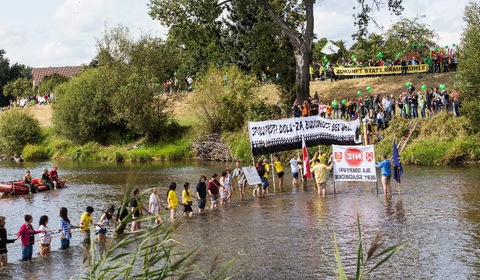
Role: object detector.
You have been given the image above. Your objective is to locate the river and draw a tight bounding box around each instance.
[0,160,479,279]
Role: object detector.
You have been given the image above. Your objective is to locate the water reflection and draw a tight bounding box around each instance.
[0,161,478,279]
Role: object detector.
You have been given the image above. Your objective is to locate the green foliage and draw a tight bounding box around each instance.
[65,142,101,161]
[83,193,234,280]
[459,1,480,133]
[333,215,403,280]
[0,110,41,156]
[189,66,256,134]
[53,26,178,145]
[36,73,69,95]
[375,114,480,165]
[2,78,33,98]
[222,130,252,162]
[22,144,52,160]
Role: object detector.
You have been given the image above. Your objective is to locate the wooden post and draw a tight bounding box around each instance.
[376,181,379,196]
[363,122,368,145]
[270,154,276,192]
[333,180,336,194]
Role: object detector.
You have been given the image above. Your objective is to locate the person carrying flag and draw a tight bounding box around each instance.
[392,140,404,193]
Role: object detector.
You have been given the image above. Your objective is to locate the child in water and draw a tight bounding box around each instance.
[167,182,178,221]
[182,183,194,217]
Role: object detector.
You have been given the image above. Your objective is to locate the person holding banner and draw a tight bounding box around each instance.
[261,159,270,197]
[311,158,333,197]
[376,155,392,195]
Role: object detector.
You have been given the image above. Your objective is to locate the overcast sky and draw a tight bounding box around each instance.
[0,0,468,67]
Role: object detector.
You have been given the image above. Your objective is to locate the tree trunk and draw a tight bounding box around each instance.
[294,45,311,103]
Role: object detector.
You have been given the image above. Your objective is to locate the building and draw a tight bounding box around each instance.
[32,66,83,87]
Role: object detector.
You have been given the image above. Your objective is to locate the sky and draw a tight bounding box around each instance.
[0,0,469,67]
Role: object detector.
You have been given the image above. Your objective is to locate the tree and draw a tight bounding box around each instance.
[0,50,10,104]
[2,78,32,98]
[36,73,69,95]
[0,110,41,157]
[384,16,438,55]
[459,0,480,133]
[259,0,403,102]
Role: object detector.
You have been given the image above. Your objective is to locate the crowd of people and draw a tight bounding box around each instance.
[309,49,459,82]
[0,146,400,267]
[291,84,460,143]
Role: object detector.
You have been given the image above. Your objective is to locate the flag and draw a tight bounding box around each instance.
[392,139,403,183]
[302,136,312,178]
[320,41,340,55]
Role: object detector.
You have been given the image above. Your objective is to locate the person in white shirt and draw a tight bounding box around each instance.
[288,155,301,192]
[149,188,163,225]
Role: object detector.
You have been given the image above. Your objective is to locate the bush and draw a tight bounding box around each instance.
[22,144,52,160]
[0,110,41,156]
[65,142,101,161]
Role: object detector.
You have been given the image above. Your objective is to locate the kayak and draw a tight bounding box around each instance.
[0,178,66,195]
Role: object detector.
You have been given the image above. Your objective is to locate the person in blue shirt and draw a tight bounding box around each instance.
[376,154,392,195]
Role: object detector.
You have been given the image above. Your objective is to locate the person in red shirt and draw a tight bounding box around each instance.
[15,214,43,261]
[207,174,220,210]
[49,166,63,189]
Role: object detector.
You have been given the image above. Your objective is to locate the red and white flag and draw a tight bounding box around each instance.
[302,136,312,178]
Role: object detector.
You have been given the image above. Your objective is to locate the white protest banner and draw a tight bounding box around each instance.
[242,166,262,185]
[248,117,362,156]
[332,145,377,182]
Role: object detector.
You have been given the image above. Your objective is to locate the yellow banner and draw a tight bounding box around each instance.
[334,64,428,76]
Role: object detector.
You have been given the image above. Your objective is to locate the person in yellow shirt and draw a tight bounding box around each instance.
[182,183,194,218]
[310,158,333,197]
[79,206,94,263]
[273,156,284,192]
[167,182,178,221]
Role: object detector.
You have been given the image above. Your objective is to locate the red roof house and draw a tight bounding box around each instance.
[32,66,83,87]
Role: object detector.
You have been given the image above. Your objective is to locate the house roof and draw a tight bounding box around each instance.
[32,66,83,86]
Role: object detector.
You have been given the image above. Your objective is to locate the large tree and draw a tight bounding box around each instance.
[149,0,404,103]
[459,0,480,133]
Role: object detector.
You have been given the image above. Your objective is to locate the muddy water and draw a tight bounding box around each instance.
[0,161,479,279]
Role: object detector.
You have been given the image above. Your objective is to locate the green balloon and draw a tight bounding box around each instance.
[452,43,456,47]
[366,86,372,92]
[434,47,439,51]
[357,91,362,96]
[440,84,447,90]
[377,52,383,58]
[406,82,411,87]
[418,43,423,47]
[411,43,416,48]
[445,45,449,49]
[342,99,347,105]
[422,85,427,91]
[174,72,177,76]
[403,49,407,53]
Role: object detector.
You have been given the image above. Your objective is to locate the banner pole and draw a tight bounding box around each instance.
[396,167,401,195]
[376,181,379,195]
[363,122,368,145]
[270,154,276,192]
[333,180,336,194]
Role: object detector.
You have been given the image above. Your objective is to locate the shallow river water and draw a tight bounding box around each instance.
[0,160,479,279]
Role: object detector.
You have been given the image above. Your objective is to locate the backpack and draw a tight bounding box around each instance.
[257,164,265,177]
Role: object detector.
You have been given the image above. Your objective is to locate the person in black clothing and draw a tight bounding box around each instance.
[0,216,16,266]
[196,176,207,213]
[400,58,407,76]
[115,204,129,237]
[41,169,54,190]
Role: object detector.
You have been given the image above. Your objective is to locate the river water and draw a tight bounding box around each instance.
[0,160,479,279]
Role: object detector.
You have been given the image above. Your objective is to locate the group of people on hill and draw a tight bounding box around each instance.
[309,49,459,82]
[22,166,63,194]
[291,83,460,144]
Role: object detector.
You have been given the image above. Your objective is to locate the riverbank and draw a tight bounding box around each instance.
[12,72,480,165]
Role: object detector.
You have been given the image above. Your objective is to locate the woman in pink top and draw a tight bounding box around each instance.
[15,214,43,261]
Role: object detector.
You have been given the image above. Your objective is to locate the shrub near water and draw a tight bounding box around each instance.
[0,110,41,157]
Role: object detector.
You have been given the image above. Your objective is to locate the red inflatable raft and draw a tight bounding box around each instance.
[0,178,66,195]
